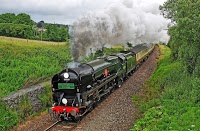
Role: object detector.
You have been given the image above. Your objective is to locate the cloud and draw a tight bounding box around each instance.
[0,0,114,23]
[0,0,166,24]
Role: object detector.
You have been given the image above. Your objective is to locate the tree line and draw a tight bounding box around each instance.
[160,0,200,77]
[0,13,68,42]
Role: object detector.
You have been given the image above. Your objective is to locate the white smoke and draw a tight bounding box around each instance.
[70,0,170,60]
[67,61,80,68]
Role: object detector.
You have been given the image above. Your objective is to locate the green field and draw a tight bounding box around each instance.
[0,36,71,130]
[0,36,71,97]
[132,45,200,131]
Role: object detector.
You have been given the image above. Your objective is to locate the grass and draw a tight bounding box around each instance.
[0,36,66,45]
[0,101,19,131]
[131,45,200,131]
[0,36,71,98]
[0,36,71,130]
[38,81,52,110]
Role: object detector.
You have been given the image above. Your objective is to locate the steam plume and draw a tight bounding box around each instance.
[70,0,169,61]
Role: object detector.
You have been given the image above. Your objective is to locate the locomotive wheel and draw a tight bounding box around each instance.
[72,116,81,122]
[117,79,123,88]
[48,108,59,120]
[60,115,65,121]
[110,86,115,93]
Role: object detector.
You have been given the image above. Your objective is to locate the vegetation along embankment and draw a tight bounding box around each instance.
[132,0,200,130]
[132,45,200,130]
[0,36,71,130]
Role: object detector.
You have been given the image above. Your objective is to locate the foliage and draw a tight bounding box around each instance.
[42,24,68,42]
[37,21,44,28]
[13,13,34,25]
[18,96,32,120]
[39,82,52,110]
[31,23,68,42]
[126,42,133,48]
[0,23,32,38]
[82,46,124,62]
[160,0,200,77]
[0,101,18,131]
[0,13,16,23]
[0,36,71,98]
[0,13,34,25]
[0,13,68,42]
[131,45,200,131]
[104,46,125,55]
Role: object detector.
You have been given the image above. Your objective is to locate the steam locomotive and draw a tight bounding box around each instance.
[50,44,154,121]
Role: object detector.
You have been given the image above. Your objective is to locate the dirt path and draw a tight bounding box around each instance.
[15,46,159,131]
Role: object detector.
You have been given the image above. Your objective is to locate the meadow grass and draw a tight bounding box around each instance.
[0,36,66,45]
[132,45,200,131]
[0,36,71,97]
[0,36,71,130]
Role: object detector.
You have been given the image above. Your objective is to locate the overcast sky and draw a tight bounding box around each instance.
[0,0,167,24]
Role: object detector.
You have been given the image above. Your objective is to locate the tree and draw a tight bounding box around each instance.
[160,0,200,77]
[45,24,67,42]
[37,21,44,28]
[126,42,133,48]
[0,13,15,23]
[0,13,68,42]
[13,13,34,25]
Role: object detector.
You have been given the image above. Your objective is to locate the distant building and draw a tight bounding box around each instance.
[37,28,47,32]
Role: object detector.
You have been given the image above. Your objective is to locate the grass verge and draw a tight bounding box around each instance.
[132,45,200,131]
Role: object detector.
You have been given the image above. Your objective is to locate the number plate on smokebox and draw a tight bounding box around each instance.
[58,83,75,89]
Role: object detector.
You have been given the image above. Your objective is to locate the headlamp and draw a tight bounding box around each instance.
[63,73,69,79]
[62,98,68,105]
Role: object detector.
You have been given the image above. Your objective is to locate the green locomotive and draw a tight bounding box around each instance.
[50,44,154,120]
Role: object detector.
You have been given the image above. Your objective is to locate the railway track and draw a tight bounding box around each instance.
[44,120,61,131]
[44,120,80,131]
